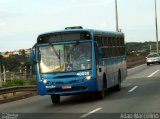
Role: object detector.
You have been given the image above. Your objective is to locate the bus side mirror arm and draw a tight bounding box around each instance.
[30,50,36,64]
[30,44,37,64]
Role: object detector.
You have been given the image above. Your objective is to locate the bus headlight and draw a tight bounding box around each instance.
[85,75,92,81]
[41,78,47,84]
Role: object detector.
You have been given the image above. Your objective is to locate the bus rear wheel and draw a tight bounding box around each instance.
[51,94,60,104]
[115,71,121,91]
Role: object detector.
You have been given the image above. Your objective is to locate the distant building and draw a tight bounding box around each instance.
[2,51,14,58]
[2,49,30,58]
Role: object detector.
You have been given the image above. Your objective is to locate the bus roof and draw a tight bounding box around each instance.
[38,29,124,38]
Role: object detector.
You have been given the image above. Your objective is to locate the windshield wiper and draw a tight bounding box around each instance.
[49,43,61,67]
[67,40,80,59]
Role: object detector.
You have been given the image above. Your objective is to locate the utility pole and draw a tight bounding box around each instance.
[115,0,119,32]
[155,0,159,53]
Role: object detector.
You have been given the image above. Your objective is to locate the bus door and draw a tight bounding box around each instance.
[94,42,103,91]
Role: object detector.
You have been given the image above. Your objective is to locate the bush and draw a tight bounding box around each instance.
[12,79,24,86]
[24,78,37,85]
[2,80,14,88]
[1,78,37,88]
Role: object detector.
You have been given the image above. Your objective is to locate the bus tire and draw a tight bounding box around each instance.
[115,71,121,91]
[97,77,107,99]
[51,94,60,104]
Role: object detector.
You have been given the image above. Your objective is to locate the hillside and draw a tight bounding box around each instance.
[126,41,160,56]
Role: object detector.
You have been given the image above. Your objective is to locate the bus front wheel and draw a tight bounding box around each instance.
[97,79,107,99]
[51,94,60,104]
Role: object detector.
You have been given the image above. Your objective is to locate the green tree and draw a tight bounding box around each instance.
[3,56,21,72]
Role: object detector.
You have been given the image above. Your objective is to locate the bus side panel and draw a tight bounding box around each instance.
[121,56,127,81]
[114,56,127,85]
[106,58,115,88]
[96,58,114,91]
[96,59,102,91]
[97,56,127,90]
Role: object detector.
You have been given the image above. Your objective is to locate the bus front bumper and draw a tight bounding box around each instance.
[37,80,97,96]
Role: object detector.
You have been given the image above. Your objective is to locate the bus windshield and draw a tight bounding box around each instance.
[39,42,92,74]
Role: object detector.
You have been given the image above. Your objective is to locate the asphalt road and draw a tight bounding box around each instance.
[0,64,160,119]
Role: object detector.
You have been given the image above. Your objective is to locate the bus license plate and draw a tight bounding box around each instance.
[62,86,72,89]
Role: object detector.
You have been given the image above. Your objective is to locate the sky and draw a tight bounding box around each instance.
[0,0,160,52]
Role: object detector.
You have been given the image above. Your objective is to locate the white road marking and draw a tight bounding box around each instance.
[80,108,102,118]
[147,70,159,78]
[128,86,138,93]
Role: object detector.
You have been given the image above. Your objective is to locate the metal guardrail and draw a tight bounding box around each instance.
[0,85,37,95]
[127,59,145,68]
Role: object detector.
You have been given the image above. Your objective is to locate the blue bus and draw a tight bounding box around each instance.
[30,26,127,104]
